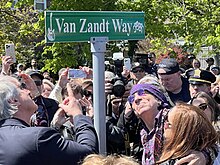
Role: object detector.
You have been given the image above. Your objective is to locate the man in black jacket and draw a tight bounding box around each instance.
[157,58,191,103]
[0,75,98,165]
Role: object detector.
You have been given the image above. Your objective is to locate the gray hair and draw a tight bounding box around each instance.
[105,71,115,80]
[43,79,55,89]
[0,76,19,120]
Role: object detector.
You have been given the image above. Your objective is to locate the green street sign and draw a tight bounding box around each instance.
[45,11,145,43]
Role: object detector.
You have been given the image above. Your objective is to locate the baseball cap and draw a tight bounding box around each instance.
[188,69,216,85]
[131,62,144,72]
[25,69,44,80]
[206,57,214,63]
[157,58,180,75]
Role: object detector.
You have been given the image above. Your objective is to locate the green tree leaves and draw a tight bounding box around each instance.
[1,0,220,74]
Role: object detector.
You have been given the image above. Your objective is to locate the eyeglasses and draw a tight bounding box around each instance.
[164,115,172,129]
[34,80,42,86]
[198,103,208,111]
[132,68,144,73]
[128,89,146,104]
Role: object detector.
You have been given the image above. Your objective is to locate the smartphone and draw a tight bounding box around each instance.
[124,58,131,70]
[68,69,87,79]
[5,43,16,63]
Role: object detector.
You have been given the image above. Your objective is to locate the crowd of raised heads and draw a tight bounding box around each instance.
[1,53,220,164]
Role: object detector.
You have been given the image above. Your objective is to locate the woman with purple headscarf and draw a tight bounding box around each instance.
[128,83,170,165]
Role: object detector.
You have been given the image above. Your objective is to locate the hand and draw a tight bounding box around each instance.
[122,66,130,78]
[19,73,39,98]
[105,79,113,95]
[79,66,93,79]
[211,83,219,97]
[175,150,206,165]
[58,68,69,89]
[1,56,13,75]
[124,101,132,115]
[79,96,94,118]
[51,108,69,129]
[59,83,82,118]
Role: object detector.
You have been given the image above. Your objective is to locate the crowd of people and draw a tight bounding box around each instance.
[0,53,220,165]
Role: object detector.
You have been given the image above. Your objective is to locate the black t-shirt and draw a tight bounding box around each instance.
[167,76,191,103]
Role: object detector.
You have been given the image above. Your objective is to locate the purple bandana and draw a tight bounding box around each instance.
[129,83,169,106]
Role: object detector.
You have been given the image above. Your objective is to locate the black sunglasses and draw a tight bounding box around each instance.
[199,103,208,111]
[132,68,144,73]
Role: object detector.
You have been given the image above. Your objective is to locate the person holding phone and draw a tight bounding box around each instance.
[1,55,14,76]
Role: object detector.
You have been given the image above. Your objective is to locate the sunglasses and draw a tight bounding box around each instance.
[34,80,42,86]
[198,103,208,111]
[132,68,144,73]
[164,114,172,129]
[128,89,146,104]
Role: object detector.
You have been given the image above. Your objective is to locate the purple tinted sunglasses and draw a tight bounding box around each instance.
[128,88,146,104]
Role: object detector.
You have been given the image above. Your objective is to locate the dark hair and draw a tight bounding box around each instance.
[190,91,220,122]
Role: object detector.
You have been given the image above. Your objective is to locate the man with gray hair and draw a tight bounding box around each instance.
[0,75,98,165]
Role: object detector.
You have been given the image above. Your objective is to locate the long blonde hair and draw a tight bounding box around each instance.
[158,102,218,163]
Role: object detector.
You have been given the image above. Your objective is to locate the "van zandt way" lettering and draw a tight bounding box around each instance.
[55,18,134,36]
[79,19,109,33]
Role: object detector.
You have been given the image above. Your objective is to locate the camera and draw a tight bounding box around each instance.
[111,52,128,97]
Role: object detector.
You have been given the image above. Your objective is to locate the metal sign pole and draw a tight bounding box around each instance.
[90,37,108,155]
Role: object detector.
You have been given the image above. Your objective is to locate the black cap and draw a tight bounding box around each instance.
[25,69,44,80]
[131,62,144,71]
[157,58,180,75]
[206,57,214,62]
[188,69,216,85]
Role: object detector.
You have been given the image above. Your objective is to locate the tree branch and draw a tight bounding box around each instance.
[0,9,23,22]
